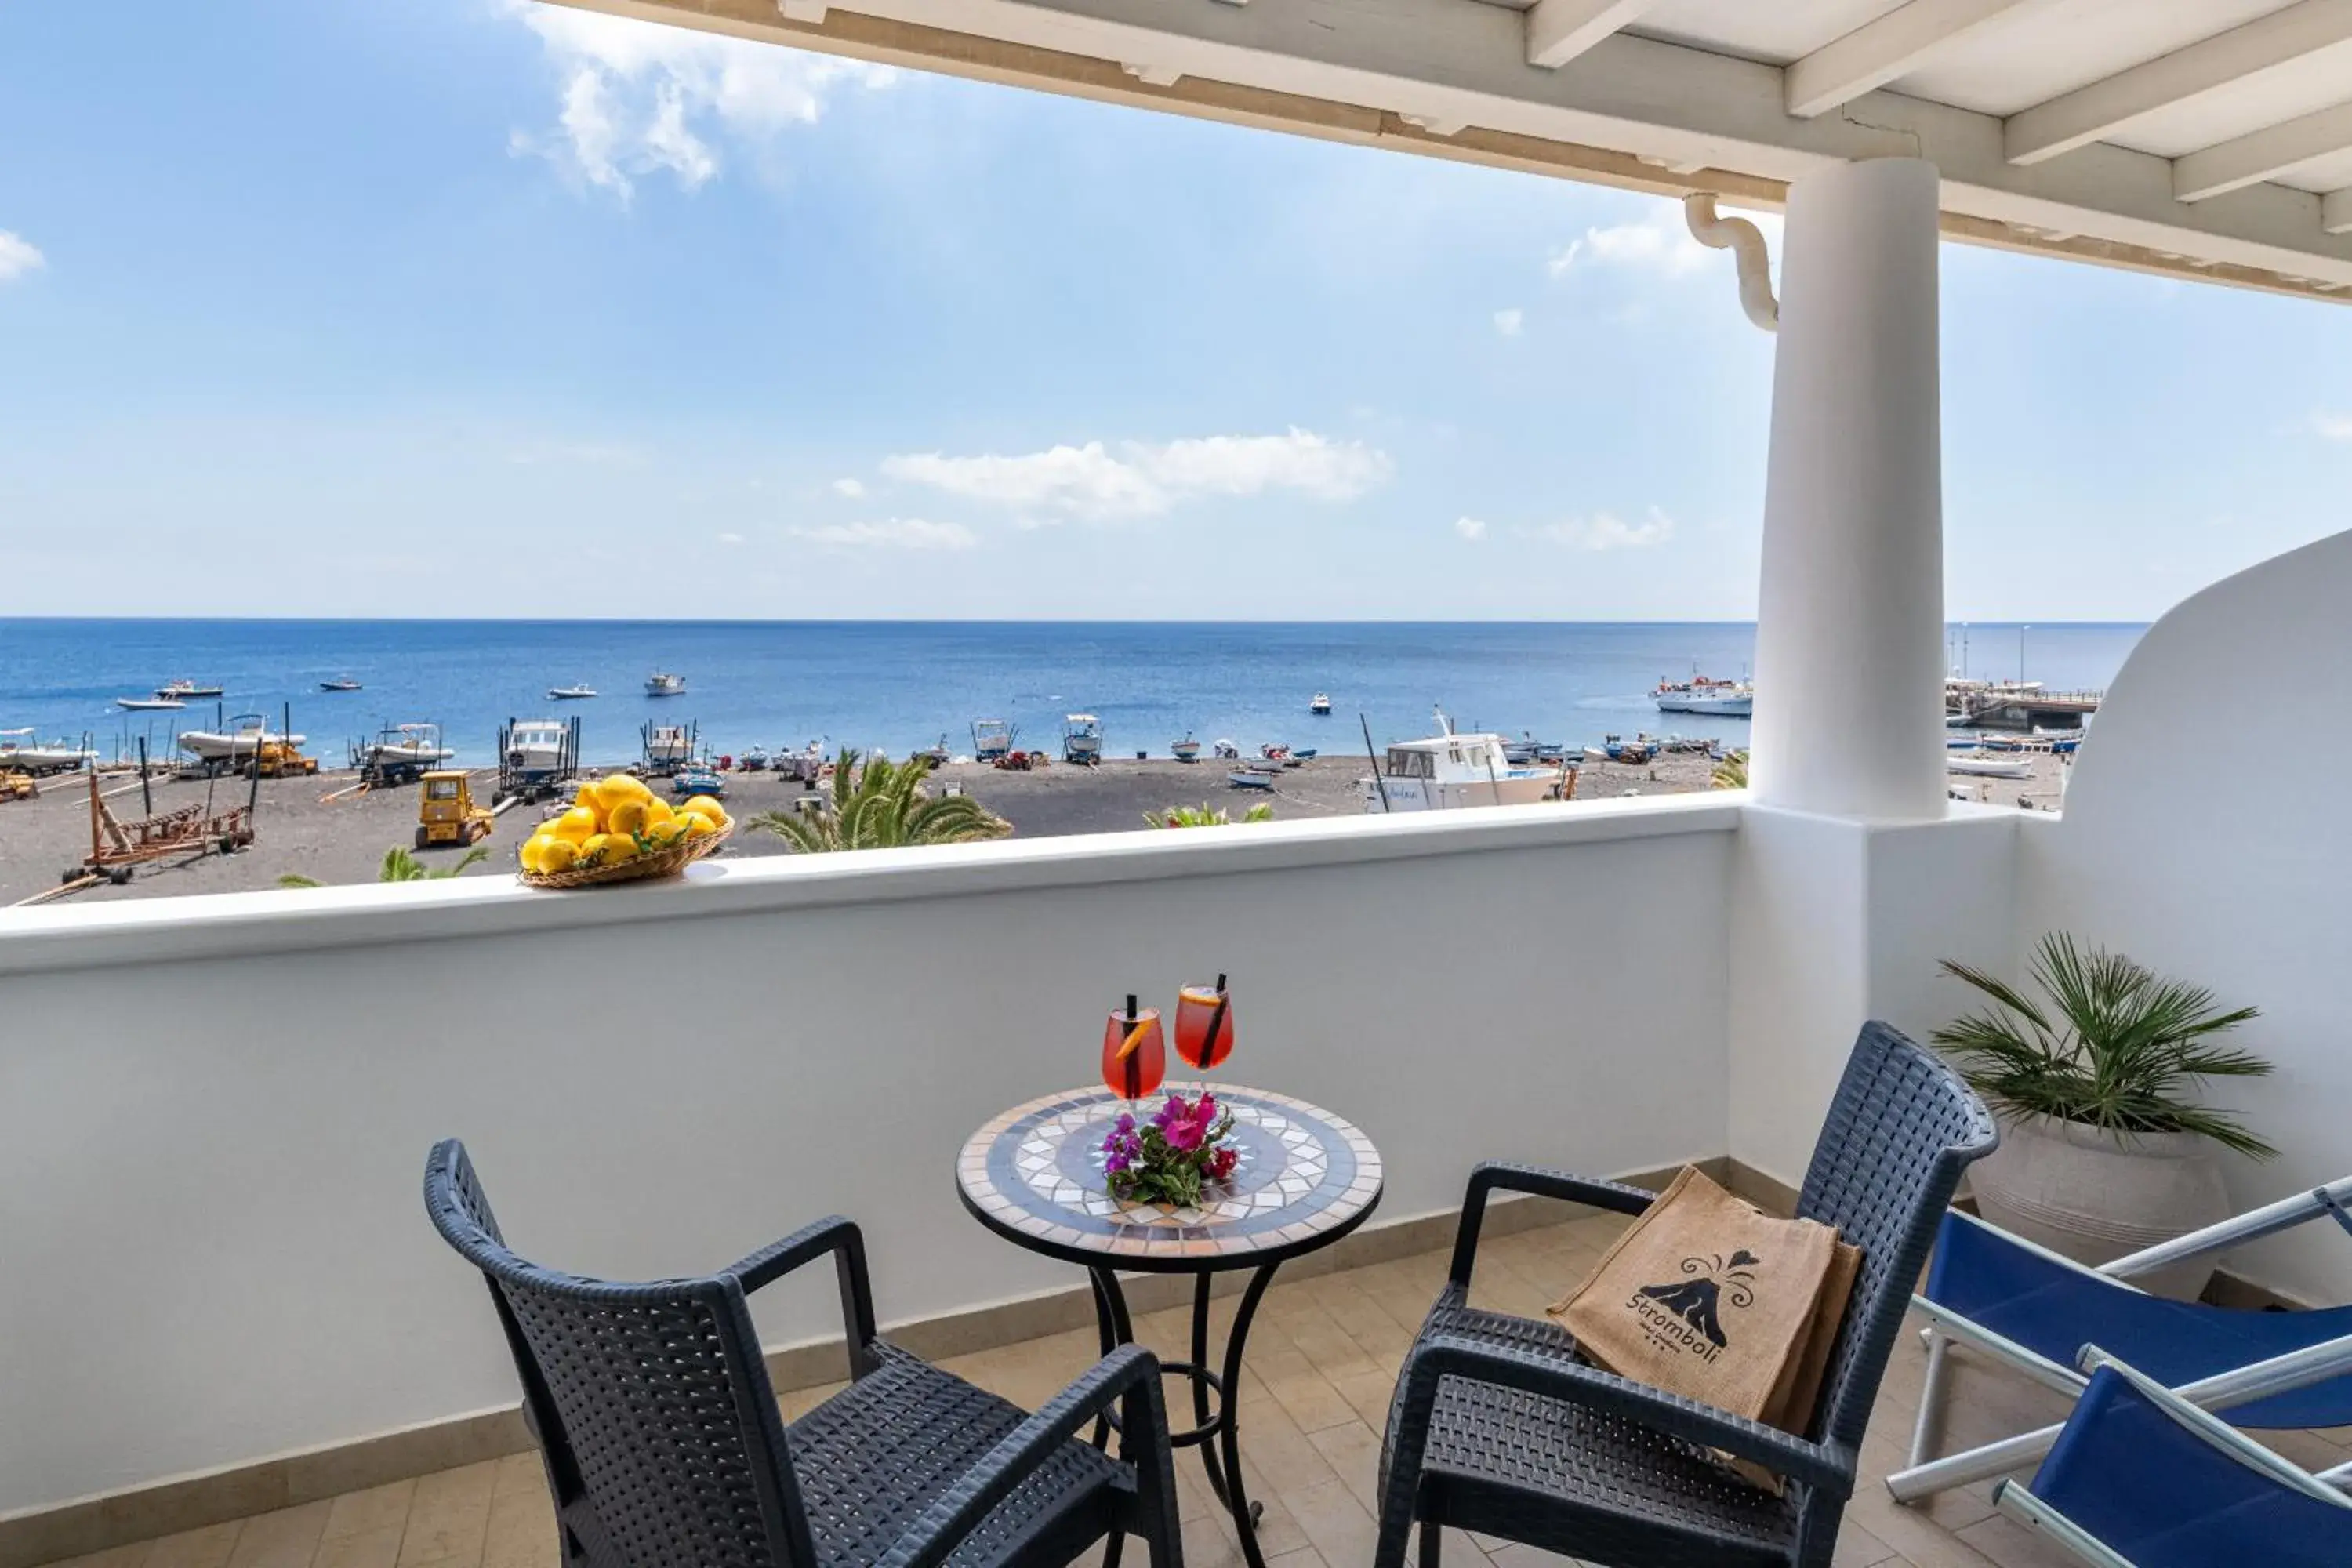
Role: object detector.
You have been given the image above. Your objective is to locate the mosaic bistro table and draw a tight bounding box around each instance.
[956,1083,1384,1568]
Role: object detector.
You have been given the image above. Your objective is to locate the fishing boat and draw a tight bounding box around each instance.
[1360,707,1569,812]
[644,672,686,697]
[318,677,361,692]
[1309,692,1332,715]
[1259,744,1316,768]
[1228,768,1279,790]
[0,730,97,775]
[737,745,771,773]
[644,724,695,768]
[1653,673,1753,717]
[915,734,953,768]
[1503,732,1567,765]
[350,723,452,772]
[1584,733,1661,765]
[670,764,725,800]
[504,719,572,779]
[1212,739,1240,760]
[1947,752,2033,779]
[1172,735,1202,763]
[1062,714,1103,765]
[117,695,186,711]
[182,718,307,765]
[548,684,597,701]
[155,680,225,700]
[971,718,1014,763]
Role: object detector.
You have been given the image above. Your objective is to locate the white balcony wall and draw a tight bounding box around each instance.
[2018,527,2352,1306]
[0,800,1736,1517]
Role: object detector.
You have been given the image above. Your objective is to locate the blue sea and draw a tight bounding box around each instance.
[0,620,2147,770]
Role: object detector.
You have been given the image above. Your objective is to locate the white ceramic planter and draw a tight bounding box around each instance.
[1969,1112,2232,1300]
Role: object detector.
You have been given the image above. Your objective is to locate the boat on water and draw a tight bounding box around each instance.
[319,677,362,692]
[0,730,98,775]
[156,680,226,699]
[1172,735,1202,763]
[352,723,452,779]
[1062,714,1103,765]
[1360,708,1569,812]
[1947,752,2033,779]
[183,719,307,764]
[1228,768,1279,791]
[117,695,185,711]
[644,672,686,697]
[1309,692,1332,715]
[971,718,1015,763]
[549,684,597,701]
[1653,674,1753,717]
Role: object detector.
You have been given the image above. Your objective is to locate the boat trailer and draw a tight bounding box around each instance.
[75,770,253,884]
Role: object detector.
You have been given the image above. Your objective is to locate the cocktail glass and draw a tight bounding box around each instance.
[1174,975,1233,1070]
[1102,1001,1166,1101]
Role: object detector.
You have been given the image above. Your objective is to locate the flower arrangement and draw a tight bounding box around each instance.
[1102,1091,1238,1207]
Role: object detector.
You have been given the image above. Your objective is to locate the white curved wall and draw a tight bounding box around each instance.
[2018,527,2352,1305]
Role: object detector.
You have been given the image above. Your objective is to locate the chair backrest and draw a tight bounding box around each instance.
[424,1140,812,1568]
[1795,1022,1998,1452]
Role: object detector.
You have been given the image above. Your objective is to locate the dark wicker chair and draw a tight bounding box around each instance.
[1376,1021,1997,1568]
[425,1141,1181,1568]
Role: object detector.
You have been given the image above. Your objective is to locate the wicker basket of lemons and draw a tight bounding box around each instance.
[517,772,732,888]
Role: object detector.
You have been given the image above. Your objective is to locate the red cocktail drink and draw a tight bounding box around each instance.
[1102,1004,1166,1101]
[1174,978,1232,1070]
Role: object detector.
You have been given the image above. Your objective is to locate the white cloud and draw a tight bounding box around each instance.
[1454,517,1488,542]
[881,430,1392,522]
[715,531,746,545]
[2309,410,2352,441]
[503,2,895,198]
[1548,205,1778,281]
[830,476,866,498]
[0,230,45,284]
[789,517,978,550]
[1492,308,1523,337]
[1522,507,1675,552]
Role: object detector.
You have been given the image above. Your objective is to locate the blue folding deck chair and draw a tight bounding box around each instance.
[1887,1175,2352,1504]
[1992,1352,2352,1567]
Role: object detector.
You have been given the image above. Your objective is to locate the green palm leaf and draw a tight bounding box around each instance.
[752,748,1010,855]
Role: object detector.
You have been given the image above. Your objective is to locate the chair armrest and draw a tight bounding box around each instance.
[1397,1332,1854,1498]
[873,1345,1173,1568]
[722,1215,880,1378]
[1449,1162,1655,1286]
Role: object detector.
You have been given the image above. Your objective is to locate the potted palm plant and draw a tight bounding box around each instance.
[1934,932,2271,1299]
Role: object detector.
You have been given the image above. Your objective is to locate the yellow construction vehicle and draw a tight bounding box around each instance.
[248,739,319,779]
[0,769,35,802]
[416,771,493,849]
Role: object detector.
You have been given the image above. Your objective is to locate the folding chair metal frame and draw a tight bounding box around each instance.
[1992,1348,2352,1567]
[1888,1174,2352,1504]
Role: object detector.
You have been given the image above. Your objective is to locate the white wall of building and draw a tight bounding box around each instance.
[2017,528,2352,1306]
[0,801,1737,1516]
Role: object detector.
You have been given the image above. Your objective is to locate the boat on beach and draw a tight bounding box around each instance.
[183,718,307,765]
[971,718,1015,763]
[1360,708,1570,812]
[549,684,597,701]
[117,695,186,711]
[1172,735,1202,763]
[644,724,695,769]
[156,680,225,700]
[1653,674,1753,717]
[1228,768,1279,790]
[915,734,952,768]
[0,730,98,775]
[1947,752,2033,779]
[644,672,685,697]
[1062,714,1103,766]
[1503,732,1566,765]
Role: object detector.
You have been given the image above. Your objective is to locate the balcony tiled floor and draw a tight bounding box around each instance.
[45,1210,2352,1568]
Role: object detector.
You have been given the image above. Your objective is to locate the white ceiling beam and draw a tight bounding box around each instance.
[1785,0,2035,119]
[1525,0,1656,71]
[2323,187,2352,234]
[2005,0,2352,166]
[2175,101,2352,201]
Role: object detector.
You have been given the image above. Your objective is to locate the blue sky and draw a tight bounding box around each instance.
[3,2,2350,621]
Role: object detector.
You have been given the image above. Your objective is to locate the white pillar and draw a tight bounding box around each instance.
[1750,158,1946,821]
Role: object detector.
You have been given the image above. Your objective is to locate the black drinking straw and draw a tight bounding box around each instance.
[1203,974,1230,1069]
[1123,993,1140,1100]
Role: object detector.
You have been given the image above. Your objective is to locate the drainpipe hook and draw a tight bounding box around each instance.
[1683,193,1778,333]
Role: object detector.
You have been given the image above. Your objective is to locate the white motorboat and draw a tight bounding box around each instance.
[1309,692,1333,715]
[549,684,597,701]
[1359,707,1568,812]
[117,696,185,711]
[0,730,98,775]
[1062,714,1103,765]
[971,718,1014,762]
[353,723,452,771]
[319,677,362,692]
[1947,753,2032,780]
[1172,735,1203,762]
[644,724,695,767]
[1228,768,1279,790]
[644,672,686,697]
[503,718,572,780]
[1653,674,1753,717]
[181,720,307,764]
[156,680,225,699]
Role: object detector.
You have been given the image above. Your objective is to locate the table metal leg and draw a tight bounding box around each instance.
[1087,1268,1132,1450]
[1218,1263,1279,1568]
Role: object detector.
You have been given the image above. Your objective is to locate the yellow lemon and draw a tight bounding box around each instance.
[593,773,652,812]
[642,797,677,827]
[551,806,599,842]
[589,832,639,864]
[535,837,579,873]
[606,798,652,837]
[680,794,728,825]
[641,817,690,849]
[519,835,552,874]
[679,810,719,839]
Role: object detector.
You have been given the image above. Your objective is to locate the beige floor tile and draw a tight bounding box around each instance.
[310,1527,404,1568]
[1950,1512,2088,1568]
[1283,1479,1379,1568]
[141,1523,242,1568]
[220,1504,329,1568]
[1303,1419,1383,1514]
[45,1545,154,1568]
[1831,1519,1902,1567]
[319,1483,414,1547]
[394,1463,497,1568]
